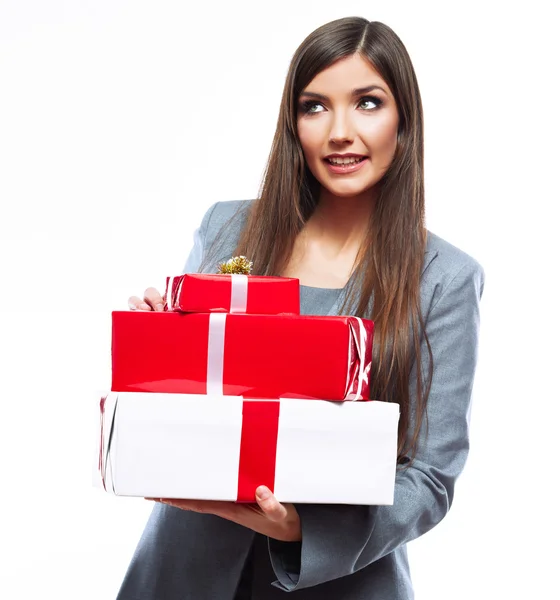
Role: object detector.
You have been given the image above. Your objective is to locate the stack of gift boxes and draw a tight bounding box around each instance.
[96,263,400,505]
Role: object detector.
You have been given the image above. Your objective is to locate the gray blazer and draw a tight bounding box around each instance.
[116,200,484,599]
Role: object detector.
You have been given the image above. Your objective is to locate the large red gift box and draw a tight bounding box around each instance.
[111,311,373,400]
[165,273,300,314]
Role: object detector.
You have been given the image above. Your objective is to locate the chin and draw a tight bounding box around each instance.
[324,183,377,199]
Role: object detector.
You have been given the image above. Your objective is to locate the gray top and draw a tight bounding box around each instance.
[299,285,344,315]
[116,200,485,600]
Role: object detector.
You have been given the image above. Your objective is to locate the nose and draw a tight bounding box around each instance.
[328,110,354,145]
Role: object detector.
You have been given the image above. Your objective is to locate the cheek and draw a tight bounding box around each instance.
[368,118,398,154]
[379,115,399,156]
[297,122,322,162]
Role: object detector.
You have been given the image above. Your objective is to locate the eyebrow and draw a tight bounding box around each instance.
[300,85,387,101]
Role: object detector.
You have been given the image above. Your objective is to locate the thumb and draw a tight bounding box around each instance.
[255,486,287,522]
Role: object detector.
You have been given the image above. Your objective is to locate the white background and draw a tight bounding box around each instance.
[1,1,558,598]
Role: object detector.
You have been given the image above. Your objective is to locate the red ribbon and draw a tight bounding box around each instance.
[236,400,280,502]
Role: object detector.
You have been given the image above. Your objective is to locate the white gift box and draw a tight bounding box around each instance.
[95,392,400,505]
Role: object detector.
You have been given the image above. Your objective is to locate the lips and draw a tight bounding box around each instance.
[324,154,367,166]
[323,156,369,175]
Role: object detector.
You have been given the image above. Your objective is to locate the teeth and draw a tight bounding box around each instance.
[328,157,363,165]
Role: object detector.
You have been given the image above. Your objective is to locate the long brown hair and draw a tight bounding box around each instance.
[233,18,432,463]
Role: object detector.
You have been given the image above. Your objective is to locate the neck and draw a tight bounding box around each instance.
[305,188,375,252]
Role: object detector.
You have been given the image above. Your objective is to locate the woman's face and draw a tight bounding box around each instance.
[297,54,400,200]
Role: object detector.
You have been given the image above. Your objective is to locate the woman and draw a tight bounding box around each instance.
[122,16,484,599]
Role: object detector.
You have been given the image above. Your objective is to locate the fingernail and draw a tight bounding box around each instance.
[128,303,137,310]
[155,303,164,312]
[256,486,270,500]
[139,303,151,311]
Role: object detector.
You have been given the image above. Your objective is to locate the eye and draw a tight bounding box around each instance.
[300,101,325,114]
[358,95,383,110]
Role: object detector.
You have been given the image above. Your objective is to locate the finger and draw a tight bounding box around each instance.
[158,499,237,519]
[128,295,152,311]
[144,287,165,312]
[255,486,288,522]
[163,499,197,511]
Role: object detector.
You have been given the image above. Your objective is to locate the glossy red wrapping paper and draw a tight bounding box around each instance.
[111,311,374,400]
[164,273,300,314]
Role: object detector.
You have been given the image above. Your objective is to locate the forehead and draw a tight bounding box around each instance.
[302,54,388,94]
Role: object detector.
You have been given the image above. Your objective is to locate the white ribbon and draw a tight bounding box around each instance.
[207,313,227,395]
[229,274,248,313]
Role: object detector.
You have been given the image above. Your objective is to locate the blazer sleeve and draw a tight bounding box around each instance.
[268,259,485,591]
[182,203,219,274]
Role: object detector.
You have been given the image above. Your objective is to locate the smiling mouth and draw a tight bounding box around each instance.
[325,156,367,165]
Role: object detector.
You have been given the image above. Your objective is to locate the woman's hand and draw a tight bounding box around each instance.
[149,486,302,542]
[128,287,165,311]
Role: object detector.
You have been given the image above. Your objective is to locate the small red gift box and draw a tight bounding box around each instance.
[165,273,300,314]
[111,311,373,400]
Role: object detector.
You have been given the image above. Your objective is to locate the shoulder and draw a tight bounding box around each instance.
[193,200,255,271]
[422,230,485,310]
[202,200,253,230]
[199,200,254,246]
